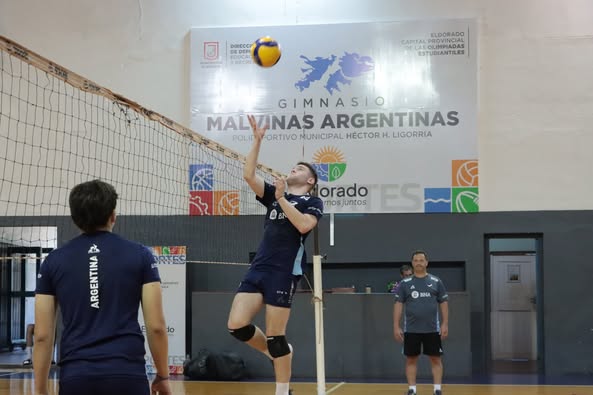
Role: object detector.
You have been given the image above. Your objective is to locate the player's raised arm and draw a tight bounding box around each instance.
[243,114,268,198]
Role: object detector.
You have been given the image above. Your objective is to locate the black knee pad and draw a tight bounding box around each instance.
[228,324,256,342]
[267,335,291,358]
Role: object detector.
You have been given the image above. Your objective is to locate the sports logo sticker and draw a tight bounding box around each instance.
[424,159,479,213]
[189,164,239,216]
[452,159,478,187]
[424,188,451,213]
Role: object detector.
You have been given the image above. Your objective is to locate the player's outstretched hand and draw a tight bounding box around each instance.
[248,114,268,141]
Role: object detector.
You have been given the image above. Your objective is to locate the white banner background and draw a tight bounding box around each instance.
[190,19,477,214]
[139,246,186,375]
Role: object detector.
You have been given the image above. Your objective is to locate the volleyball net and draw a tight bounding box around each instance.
[0,35,327,393]
[0,35,283,252]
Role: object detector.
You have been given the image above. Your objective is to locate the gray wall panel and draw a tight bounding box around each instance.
[191,293,471,379]
[3,210,592,377]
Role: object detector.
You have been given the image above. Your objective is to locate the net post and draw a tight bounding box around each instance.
[311,184,326,395]
[313,254,326,395]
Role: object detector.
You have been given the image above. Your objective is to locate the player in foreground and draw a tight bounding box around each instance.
[34,180,171,395]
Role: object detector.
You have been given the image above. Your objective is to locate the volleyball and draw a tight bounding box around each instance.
[250,36,281,67]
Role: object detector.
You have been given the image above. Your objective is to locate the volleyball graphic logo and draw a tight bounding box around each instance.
[214,191,239,215]
[453,189,479,213]
[424,159,479,213]
[452,160,478,187]
[451,159,479,213]
[311,146,347,182]
[190,165,213,190]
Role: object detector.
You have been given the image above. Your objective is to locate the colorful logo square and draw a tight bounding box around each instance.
[189,189,240,216]
[189,164,213,191]
[424,188,451,213]
[452,187,479,213]
[213,191,240,215]
[189,191,213,215]
[452,160,478,187]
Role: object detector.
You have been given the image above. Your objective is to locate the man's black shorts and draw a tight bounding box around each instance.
[404,332,443,356]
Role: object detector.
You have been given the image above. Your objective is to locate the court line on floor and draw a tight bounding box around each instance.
[326,381,346,394]
[0,372,21,377]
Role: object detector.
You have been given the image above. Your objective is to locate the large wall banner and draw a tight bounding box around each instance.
[190,19,477,214]
[139,246,186,374]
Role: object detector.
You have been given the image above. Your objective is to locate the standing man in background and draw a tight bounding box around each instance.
[388,264,413,293]
[393,250,449,395]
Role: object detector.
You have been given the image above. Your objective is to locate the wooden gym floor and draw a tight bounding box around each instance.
[2,372,593,395]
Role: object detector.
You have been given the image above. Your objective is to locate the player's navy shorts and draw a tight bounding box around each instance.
[404,332,443,356]
[237,269,301,307]
[59,376,149,395]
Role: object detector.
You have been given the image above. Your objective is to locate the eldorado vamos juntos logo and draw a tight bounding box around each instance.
[311,146,347,182]
[311,146,369,205]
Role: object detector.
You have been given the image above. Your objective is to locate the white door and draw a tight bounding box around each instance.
[490,254,537,360]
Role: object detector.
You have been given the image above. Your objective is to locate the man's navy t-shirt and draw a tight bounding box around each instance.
[36,231,160,379]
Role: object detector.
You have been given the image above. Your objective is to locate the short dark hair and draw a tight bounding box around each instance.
[411,250,428,261]
[297,161,318,190]
[69,180,118,233]
[400,264,412,275]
